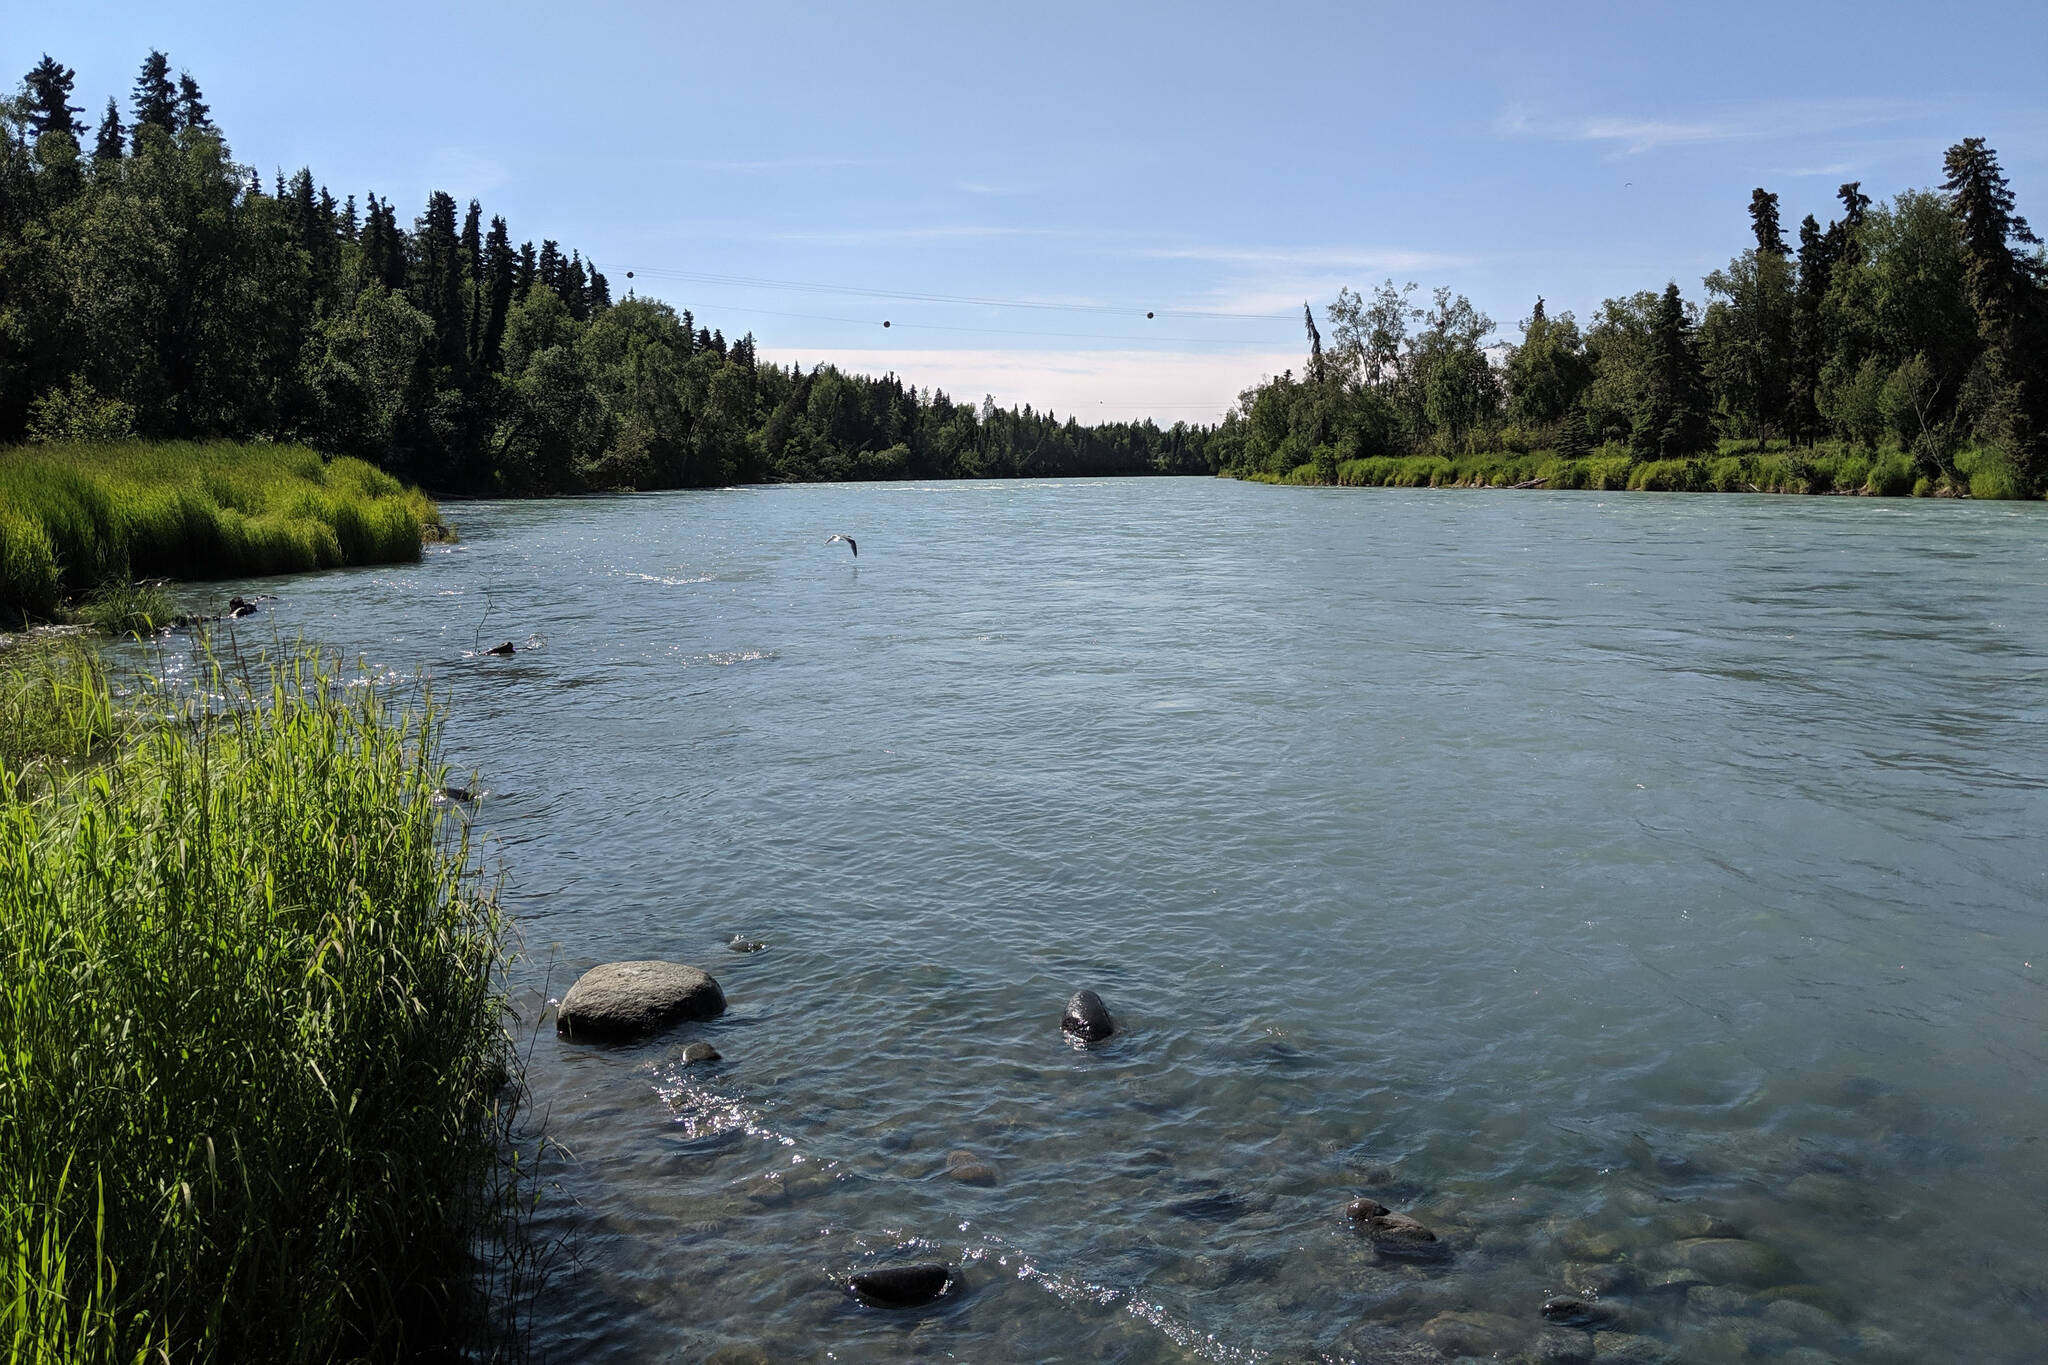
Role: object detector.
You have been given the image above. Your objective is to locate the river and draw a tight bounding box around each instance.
[138,478,2048,1363]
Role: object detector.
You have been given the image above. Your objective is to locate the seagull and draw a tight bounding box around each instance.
[826,534,858,557]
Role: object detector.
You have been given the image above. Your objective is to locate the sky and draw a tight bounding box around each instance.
[14,1,2047,423]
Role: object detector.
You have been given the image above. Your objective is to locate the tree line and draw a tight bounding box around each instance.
[1,52,1216,490]
[1214,146,2047,496]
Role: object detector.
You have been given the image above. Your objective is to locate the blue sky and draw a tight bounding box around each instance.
[17,1,2047,422]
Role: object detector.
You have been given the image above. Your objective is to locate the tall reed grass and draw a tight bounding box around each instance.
[1240,441,2020,498]
[0,443,448,625]
[0,645,530,1362]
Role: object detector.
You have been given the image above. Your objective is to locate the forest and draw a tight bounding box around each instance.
[1,52,1215,493]
[1215,150,2048,498]
[6,52,2045,500]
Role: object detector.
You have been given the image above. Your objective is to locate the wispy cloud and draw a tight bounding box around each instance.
[772,224,1086,246]
[1496,98,1929,155]
[674,155,881,172]
[957,179,1039,196]
[1132,243,1467,271]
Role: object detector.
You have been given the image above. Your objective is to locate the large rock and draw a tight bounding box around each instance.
[848,1264,953,1308]
[1062,989,1115,1041]
[557,960,725,1041]
[1420,1311,1525,1358]
[1349,1208,1447,1259]
[1667,1236,1799,1288]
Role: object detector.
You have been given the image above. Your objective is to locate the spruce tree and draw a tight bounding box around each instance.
[175,72,211,132]
[514,241,537,299]
[1632,283,1714,460]
[1791,213,1836,446]
[22,54,83,139]
[92,97,125,164]
[1748,188,1787,256]
[1941,137,2045,483]
[481,215,514,369]
[342,193,358,239]
[1837,181,1870,229]
[131,50,177,139]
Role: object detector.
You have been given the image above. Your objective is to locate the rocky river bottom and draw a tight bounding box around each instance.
[127,479,2048,1362]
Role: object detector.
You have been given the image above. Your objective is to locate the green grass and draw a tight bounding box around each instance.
[1238,440,2032,499]
[0,442,450,626]
[0,646,530,1362]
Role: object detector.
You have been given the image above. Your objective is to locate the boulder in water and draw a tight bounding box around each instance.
[1351,1208,1447,1259]
[679,1041,722,1064]
[485,641,515,656]
[1345,1197,1391,1221]
[728,935,767,953]
[557,960,725,1041]
[944,1149,998,1186]
[1061,990,1115,1041]
[848,1263,952,1308]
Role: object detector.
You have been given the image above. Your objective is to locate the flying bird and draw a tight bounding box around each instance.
[826,534,858,557]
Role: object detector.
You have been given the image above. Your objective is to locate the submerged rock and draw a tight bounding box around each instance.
[679,1041,722,1064]
[944,1149,998,1186]
[1667,1236,1799,1288]
[1350,1208,1446,1259]
[727,935,767,953]
[434,786,473,803]
[227,596,257,618]
[557,960,725,1041]
[1420,1310,1525,1358]
[485,641,515,656]
[1344,1197,1390,1221]
[847,1263,952,1308]
[1061,989,1116,1042]
[1540,1297,1617,1329]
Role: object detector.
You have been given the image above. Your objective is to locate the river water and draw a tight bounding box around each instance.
[148,479,2047,1363]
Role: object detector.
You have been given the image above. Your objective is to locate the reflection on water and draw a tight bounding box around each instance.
[123,482,2048,1362]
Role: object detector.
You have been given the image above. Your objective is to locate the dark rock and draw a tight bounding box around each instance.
[227,596,257,619]
[1345,1197,1391,1220]
[848,1264,952,1308]
[557,960,725,1041]
[1353,1210,1447,1259]
[1420,1310,1524,1358]
[435,786,473,803]
[1540,1297,1614,1329]
[680,1041,721,1064]
[1167,1190,1247,1222]
[1561,1259,1638,1297]
[1061,989,1115,1041]
[485,641,516,656]
[1530,1330,1597,1365]
[727,935,767,953]
[1668,1236,1799,1288]
[945,1150,998,1186]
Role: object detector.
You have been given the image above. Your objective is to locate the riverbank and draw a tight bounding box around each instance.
[1232,441,2036,498]
[0,642,528,1361]
[0,442,450,627]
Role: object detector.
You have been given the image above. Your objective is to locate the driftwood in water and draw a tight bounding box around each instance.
[1510,476,1548,489]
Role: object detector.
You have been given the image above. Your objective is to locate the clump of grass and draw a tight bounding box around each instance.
[0,442,450,625]
[67,581,176,637]
[0,649,530,1362]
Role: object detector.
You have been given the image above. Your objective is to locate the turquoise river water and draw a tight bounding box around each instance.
[145,479,2046,1363]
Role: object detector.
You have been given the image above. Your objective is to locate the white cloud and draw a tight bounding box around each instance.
[772,224,1084,245]
[755,346,1300,423]
[1132,243,1467,271]
[1497,98,1925,156]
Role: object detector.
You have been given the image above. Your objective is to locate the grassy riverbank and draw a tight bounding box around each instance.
[1238,439,2032,498]
[0,442,449,627]
[0,643,527,1361]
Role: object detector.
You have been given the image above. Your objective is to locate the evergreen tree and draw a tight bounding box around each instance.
[588,268,611,311]
[1837,181,1871,229]
[1632,283,1715,459]
[412,191,468,371]
[130,50,177,140]
[515,241,537,299]
[22,54,83,139]
[1790,213,1836,445]
[175,72,212,132]
[461,199,483,358]
[1749,188,1787,256]
[342,193,358,239]
[481,215,515,369]
[1941,137,2045,484]
[92,98,125,164]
